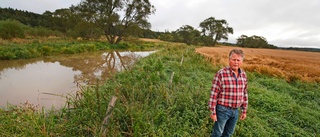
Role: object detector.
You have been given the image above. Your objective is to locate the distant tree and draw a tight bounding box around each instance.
[71,0,156,44]
[174,25,201,45]
[236,35,276,48]
[199,35,215,46]
[68,21,103,39]
[40,11,52,26]
[139,29,159,39]
[41,9,79,33]
[159,32,173,42]
[199,17,233,46]
[51,9,75,33]
[0,7,42,27]
[236,35,248,47]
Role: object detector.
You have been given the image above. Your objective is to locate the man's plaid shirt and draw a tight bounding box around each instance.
[208,66,248,115]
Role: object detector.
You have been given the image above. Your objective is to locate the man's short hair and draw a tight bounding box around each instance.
[229,49,244,59]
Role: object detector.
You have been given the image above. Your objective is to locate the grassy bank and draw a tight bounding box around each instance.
[0,38,164,60]
[0,44,319,136]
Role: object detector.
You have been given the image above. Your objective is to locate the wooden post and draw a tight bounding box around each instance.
[101,96,117,137]
[180,55,184,66]
[169,72,175,86]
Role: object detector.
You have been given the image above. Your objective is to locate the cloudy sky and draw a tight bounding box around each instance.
[1,0,320,48]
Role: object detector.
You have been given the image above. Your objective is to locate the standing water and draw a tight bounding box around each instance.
[0,50,155,109]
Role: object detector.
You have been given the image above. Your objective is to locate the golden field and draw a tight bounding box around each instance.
[196,46,320,83]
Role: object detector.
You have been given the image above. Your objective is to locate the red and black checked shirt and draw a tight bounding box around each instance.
[208,66,248,115]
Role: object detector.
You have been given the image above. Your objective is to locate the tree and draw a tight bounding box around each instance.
[199,17,233,46]
[139,29,159,39]
[68,21,103,39]
[174,25,201,45]
[236,35,276,48]
[236,35,248,47]
[71,0,156,44]
[159,32,173,42]
[41,9,74,33]
[0,7,43,27]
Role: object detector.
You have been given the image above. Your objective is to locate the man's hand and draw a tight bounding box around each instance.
[240,113,246,120]
[210,114,217,122]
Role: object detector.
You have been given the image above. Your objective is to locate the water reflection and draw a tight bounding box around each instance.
[0,50,155,109]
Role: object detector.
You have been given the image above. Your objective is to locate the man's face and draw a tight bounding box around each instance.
[229,53,243,71]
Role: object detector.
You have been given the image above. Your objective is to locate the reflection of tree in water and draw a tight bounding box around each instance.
[0,50,153,108]
[0,58,43,79]
[0,50,151,84]
[55,51,142,85]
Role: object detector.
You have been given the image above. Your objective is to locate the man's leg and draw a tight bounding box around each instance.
[222,109,239,137]
[211,105,231,137]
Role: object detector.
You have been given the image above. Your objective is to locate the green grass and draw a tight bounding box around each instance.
[0,44,319,136]
[0,39,164,60]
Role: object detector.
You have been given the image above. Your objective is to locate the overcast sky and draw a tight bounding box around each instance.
[1,0,320,48]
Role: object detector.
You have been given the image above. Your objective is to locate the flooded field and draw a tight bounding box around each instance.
[0,50,155,109]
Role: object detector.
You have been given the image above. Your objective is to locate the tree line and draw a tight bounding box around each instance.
[1,0,276,48]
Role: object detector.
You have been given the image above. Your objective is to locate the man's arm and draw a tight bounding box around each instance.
[208,73,221,121]
[240,73,248,120]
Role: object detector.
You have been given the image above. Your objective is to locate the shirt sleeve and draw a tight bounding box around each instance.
[240,73,248,114]
[208,73,221,115]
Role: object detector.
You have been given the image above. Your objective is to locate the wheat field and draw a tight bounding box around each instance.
[196,46,320,83]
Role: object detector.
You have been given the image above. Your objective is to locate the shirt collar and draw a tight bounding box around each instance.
[227,66,242,74]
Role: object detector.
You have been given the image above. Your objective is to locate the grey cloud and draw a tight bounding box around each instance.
[1,0,319,48]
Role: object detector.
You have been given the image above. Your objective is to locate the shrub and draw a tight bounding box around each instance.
[14,48,32,59]
[41,46,53,56]
[0,20,25,39]
[25,27,64,37]
[0,49,15,60]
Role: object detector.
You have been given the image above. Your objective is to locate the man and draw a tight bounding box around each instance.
[208,49,248,137]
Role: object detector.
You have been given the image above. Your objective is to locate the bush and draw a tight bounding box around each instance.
[14,48,32,59]
[25,27,64,37]
[0,49,15,60]
[40,46,54,55]
[0,20,25,39]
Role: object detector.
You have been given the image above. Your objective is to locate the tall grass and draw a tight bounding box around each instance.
[0,44,319,136]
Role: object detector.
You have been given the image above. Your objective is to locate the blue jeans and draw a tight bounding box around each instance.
[211,105,239,137]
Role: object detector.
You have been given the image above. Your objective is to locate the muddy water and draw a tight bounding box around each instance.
[0,50,155,109]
